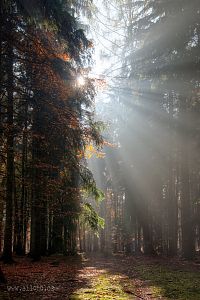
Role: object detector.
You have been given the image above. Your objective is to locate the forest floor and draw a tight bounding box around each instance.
[0,254,200,299]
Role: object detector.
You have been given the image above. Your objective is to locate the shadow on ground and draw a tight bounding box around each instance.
[1,254,200,300]
[0,255,90,300]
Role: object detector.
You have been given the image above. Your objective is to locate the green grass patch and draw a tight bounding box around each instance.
[69,273,135,300]
[135,264,200,299]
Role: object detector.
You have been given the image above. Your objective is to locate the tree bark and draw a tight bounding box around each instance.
[180,98,195,259]
[2,17,14,263]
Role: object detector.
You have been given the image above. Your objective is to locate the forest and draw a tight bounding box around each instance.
[1,0,200,299]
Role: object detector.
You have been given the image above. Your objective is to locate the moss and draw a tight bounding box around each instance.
[69,258,200,300]
[135,264,200,299]
[69,273,135,300]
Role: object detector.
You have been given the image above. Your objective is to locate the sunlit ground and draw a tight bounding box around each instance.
[2,255,200,299]
[69,257,200,300]
[69,271,135,300]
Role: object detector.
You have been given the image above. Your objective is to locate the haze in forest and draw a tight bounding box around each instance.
[88,0,200,259]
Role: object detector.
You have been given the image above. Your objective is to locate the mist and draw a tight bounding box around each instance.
[87,0,200,259]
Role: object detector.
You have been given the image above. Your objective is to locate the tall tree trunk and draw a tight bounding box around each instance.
[47,207,53,254]
[2,18,14,263]
[51,215,63,254]
[180,98,195,259]
[30,109,43,260]
[40,198,48,256]
[13,168,19,253]
[168,93,178,256]
[141,201,154,255]
[30,174,42,260]
[16,100,28,255]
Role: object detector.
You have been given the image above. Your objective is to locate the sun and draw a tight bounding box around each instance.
[77,75,85,86]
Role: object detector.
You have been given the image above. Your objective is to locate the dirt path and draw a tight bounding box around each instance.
[1,254,200,299]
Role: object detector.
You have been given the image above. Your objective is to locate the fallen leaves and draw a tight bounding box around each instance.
[1,255,200,300]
